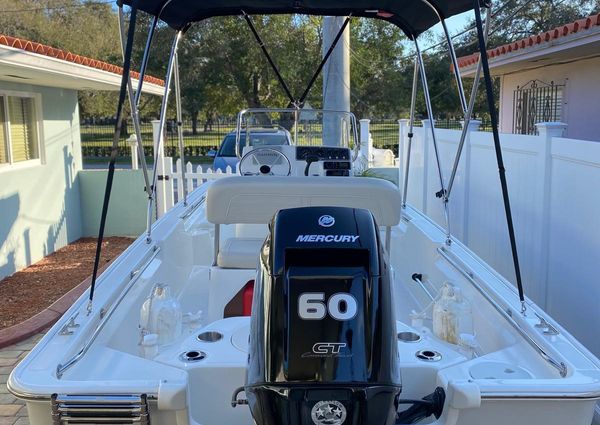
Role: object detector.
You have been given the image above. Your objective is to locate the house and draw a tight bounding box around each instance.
[457,13,600,141]
[0,35,163,281]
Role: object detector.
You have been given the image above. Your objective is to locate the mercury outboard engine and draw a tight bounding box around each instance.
[243,206,401,425]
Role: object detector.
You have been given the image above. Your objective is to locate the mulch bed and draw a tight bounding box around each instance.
[0,237,133,329]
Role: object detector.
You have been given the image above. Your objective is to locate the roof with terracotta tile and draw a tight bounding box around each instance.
[0,34,164,87]
[457,13,600,69]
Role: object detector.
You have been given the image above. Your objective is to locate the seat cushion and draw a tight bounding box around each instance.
[217,237,264,269]
[206,176,401,226]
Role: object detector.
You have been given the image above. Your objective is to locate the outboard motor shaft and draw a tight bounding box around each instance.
[245,206,401,425]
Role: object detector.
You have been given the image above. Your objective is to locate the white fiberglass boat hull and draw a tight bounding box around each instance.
[9,177,600,425]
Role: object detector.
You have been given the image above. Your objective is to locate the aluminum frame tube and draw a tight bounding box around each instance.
[414,40,452,244]
[118,7,153,199]
[173,51,188,206]
[134,16,158,107]
[446,6,491,200]
[131,16,158,193]
[401,58,420,209]
[441,19,468,114]
[146,32,182,242]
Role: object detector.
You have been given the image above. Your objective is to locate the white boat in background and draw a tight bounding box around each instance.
[8,1,600,424]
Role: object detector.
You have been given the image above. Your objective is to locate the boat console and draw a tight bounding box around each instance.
[239,145,353,177]
[235,108,358,177]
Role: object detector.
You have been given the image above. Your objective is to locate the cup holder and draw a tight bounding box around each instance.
[398,331,421,343]
[416,349,442,362]
[180,350,207,362]
[197,331,223,342]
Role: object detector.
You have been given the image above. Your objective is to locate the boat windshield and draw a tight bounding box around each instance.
[235,108,358,154]
[218,132,290,157]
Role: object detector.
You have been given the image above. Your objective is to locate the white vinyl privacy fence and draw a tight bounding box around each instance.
[398,120,600,359]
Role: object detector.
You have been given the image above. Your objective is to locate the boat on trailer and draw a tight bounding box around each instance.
[9,1,600,424]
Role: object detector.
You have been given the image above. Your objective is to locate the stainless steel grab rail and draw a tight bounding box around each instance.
[51,393,150,424]
[179,195,206,220]
[56,246,161,379]
[438,246,568,378]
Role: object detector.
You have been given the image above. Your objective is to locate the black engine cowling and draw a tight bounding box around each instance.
[245,206,401,425]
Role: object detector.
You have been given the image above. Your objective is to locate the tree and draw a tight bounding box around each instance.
[349,19,409,118]
[0,0,123,118]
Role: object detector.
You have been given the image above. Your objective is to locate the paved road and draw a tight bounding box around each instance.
[0,333,44,425]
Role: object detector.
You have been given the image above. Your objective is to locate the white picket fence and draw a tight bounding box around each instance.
[155,157,236,214]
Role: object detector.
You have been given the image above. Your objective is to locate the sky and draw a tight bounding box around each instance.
[419,11,473,50]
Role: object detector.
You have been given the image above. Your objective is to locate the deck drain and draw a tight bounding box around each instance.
[397,331,421,343]
[197,331,223,342]
[416,349,442,362]
[180,350,207,362]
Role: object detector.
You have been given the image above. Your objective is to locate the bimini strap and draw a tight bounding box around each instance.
[298,16,350,105]
[243,12,295,105]
[472,0,526,314]
[243,13,351,108]
[87,1,139,314]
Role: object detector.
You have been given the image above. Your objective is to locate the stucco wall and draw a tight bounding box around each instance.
[79,169,148,237]
[0,81,83,280]
[499,56,600,141]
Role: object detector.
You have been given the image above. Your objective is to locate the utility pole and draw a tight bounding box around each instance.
[322,16,350,147]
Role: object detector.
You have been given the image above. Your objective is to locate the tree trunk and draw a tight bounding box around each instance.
[191,112,199,135]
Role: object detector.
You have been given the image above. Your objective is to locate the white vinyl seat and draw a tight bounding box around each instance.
[207,176,401,226]
[217,237,264,269]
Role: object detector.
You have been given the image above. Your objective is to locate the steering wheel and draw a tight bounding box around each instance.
[238,147,292,176]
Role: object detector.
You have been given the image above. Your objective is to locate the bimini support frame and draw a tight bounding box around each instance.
[401,58,419,209]
[173,51,188,206]
[117,7,154,200]
[87,0,139,314]
[414,39,452,245]
[146,32,182,243]
[441,19,468,114]
[471,0,527,314]
[446,6,491,200]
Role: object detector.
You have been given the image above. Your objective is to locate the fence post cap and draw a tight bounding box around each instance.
[421,119,436,128]
[535,122,567,137]
[127,134,138,146]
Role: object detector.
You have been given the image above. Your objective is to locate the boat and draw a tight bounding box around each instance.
[8,1,600,424]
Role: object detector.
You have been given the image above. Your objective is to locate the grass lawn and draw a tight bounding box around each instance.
[80,122,402,149]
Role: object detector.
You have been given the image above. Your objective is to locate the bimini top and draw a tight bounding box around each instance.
[121,0,490,38]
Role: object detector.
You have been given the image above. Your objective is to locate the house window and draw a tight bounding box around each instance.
[513,80,565,135]
[0,94,41,165]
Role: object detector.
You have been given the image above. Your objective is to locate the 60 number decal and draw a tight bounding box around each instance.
[298,293,358,321]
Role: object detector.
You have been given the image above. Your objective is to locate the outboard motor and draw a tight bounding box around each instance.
[244,206,401,425]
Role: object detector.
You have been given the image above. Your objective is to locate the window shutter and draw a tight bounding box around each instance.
[0,97,7,163]
[8,96,38,162]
